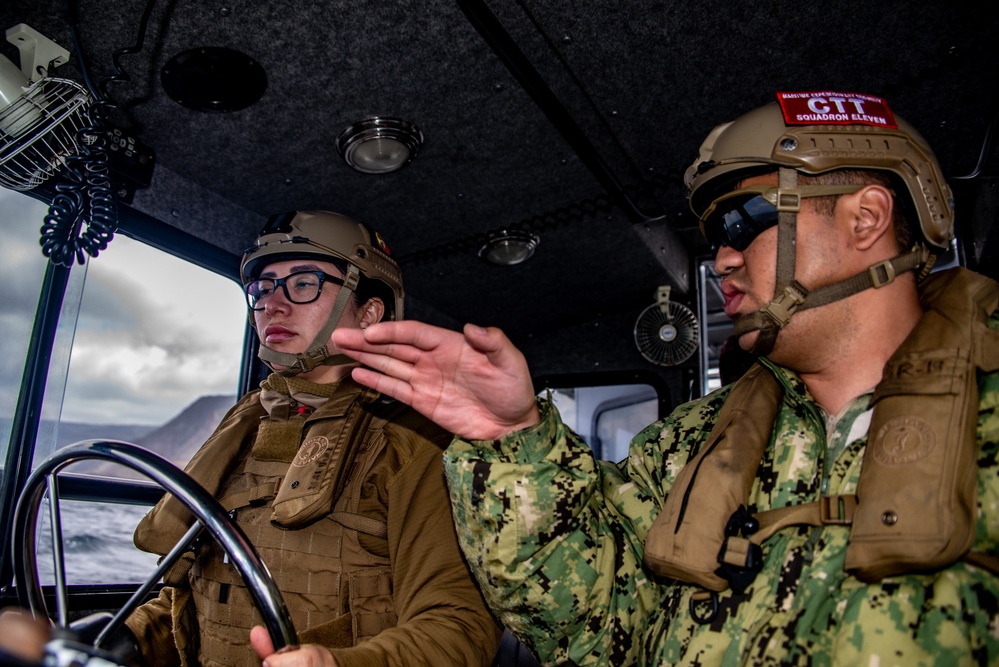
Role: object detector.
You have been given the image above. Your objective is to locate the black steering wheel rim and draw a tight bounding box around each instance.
[11,440,297,654]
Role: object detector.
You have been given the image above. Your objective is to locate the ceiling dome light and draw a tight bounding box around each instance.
[335,117,422,174]
[478,229,540,266]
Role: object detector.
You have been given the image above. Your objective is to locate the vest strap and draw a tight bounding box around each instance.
[217,481,280,512]
[328,511,388,539]
[752,494,859,544]
[731,496,999,578]
[964,551,999,576]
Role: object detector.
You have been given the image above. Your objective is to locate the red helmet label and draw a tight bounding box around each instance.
[777,91,898,129]
[374,231,393,256]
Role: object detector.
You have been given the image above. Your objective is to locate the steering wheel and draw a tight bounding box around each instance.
[10,440,298,662]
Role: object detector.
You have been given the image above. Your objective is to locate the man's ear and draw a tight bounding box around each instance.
[358,297,386,327]
[848,185,895,251]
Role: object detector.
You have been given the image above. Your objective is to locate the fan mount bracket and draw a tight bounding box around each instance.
[6,24,70,82]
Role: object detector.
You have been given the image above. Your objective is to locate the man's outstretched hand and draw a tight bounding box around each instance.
[333,321,540,441]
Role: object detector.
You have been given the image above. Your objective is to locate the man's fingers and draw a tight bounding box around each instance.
[344,345,420,382]
[331,326,365,350]
[344,320,448,350]
[350,367,416,405]
[463,323,509,356]
[336,345,401,371]
[463,323,529,378]
[249,625,275,659]
[334,328,434,366]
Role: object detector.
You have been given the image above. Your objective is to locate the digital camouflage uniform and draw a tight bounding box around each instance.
[444,314,999,667]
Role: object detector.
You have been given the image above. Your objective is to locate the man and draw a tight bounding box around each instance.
[121,212,500,666]
[332,92,999,665]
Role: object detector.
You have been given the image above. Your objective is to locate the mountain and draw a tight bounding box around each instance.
[67,395,237,480]
[134,395,238,467]
[55,422,157,449]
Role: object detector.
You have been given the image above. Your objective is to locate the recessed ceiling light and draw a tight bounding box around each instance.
[478,229,540,266]
[335,117,422,174]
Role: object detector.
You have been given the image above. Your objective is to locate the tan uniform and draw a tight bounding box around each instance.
[125,377,500,667]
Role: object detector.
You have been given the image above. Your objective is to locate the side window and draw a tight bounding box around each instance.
[699,259,732,394]
[0,192,51,492]
[2,191,248,584]
[538,374,668,463]
[35,233,247,473]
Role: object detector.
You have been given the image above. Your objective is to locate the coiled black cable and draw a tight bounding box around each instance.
[40,101,116,267]
[40,0,156,266]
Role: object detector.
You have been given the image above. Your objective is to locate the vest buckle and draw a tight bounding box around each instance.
[715,505,763,594]
[819,495,857,525]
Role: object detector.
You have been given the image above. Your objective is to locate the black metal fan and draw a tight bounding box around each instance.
[634,285,700,366]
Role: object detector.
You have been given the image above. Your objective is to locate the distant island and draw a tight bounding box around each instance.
[46,395,238,480]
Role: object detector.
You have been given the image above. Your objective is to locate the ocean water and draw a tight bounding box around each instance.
[33,500,161,586]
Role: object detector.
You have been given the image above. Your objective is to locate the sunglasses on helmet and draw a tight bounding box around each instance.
[700,184,867,252]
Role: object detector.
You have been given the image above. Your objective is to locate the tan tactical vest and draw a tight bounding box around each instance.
[644,268,999,597]
[134,380,409,666]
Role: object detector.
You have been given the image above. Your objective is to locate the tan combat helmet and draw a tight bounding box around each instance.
[684,92,955,354]
[241,210,404,375]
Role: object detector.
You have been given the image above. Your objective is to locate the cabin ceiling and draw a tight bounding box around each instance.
[3,1,998,354]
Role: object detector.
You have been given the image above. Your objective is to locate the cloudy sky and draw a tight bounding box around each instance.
[3,189,247,426]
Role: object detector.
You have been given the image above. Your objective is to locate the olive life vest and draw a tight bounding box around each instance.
[643,267,999,596]
[133,379,415,667]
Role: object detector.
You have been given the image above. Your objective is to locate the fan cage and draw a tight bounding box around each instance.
[0,77,92,191]
[634,302,700,366]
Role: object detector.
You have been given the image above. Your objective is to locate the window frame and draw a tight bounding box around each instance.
[0,197,249,595]
[533,369,672,461]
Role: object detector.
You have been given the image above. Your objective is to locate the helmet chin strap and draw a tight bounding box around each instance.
[732,168,933,356]
[258,265,362,376]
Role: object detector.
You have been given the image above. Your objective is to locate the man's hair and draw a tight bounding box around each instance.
[798,170,912,251]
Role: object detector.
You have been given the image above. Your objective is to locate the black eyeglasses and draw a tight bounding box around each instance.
[244,271,345,310]
[700,184,866,252]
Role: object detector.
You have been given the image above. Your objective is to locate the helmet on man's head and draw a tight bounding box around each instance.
[684,92,954,357]
[684,93,954,249]
[241,210,404,321]
[242,210,404,376]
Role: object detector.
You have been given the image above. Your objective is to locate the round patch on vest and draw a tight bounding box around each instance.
[871,417,936,465]
[293,436,329,466]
